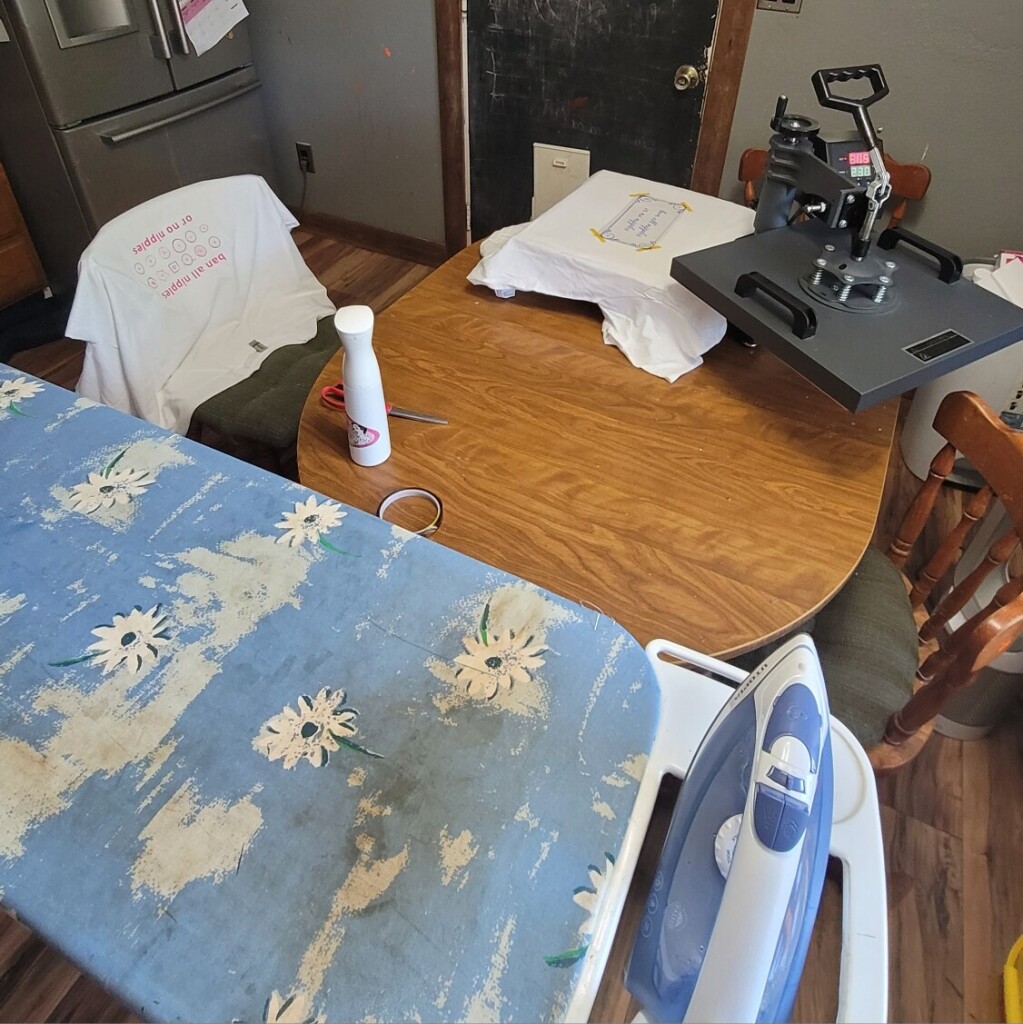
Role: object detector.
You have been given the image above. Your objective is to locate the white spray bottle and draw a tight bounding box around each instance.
[335,305,391,467]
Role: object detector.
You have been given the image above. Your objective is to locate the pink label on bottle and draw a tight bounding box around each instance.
[347,417,381,448]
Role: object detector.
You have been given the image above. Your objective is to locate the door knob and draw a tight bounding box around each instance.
[674,65,701,91]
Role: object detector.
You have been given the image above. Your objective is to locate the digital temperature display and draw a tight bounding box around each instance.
[814,137,880,182]
[848,150,872,178]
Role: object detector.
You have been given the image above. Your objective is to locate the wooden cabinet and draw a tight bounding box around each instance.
[0,163,47,310]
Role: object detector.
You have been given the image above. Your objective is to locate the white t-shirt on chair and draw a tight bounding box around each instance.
[69,175,335,433]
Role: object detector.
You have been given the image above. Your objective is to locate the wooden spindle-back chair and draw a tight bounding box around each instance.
[810,391,1023,773]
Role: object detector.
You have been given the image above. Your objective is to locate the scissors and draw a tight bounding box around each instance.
[320,382,447,425]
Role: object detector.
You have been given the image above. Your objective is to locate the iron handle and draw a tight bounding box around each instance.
[146,0,172,60]
[100,81,261,143]
[166,0,190,54]
[674,65,701,91]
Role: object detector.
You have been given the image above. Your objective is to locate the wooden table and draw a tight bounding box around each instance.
[299,245,898,657]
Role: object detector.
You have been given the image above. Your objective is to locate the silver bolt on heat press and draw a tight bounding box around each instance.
[672,65,1023,411]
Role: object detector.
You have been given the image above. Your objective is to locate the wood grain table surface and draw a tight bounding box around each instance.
[298,244,899,657]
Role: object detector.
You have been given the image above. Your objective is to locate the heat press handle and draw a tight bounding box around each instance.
[735,272,817,340]
[812,65,889,150]
[878,225,964,282]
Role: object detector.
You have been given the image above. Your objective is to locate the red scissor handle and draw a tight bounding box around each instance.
[320,383,392,414]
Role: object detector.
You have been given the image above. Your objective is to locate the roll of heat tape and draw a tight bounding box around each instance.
[376,488,443,536]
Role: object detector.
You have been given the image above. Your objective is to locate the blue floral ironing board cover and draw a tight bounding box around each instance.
[0,369,660,1023]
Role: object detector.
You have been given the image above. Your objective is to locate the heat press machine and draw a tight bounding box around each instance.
[563,635,887,1024]
[672,64,1023,411]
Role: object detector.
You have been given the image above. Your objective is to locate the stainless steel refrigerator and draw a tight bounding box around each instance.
[0,0,278,295]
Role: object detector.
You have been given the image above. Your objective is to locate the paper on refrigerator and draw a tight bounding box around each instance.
[177,0,248,57]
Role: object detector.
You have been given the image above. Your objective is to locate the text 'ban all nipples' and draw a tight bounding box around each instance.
[130,214,227,299]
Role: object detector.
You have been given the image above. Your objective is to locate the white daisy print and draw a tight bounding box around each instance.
[572,853,616,935]
[264,990,325,1024]
[0,376,43,415]
[274,495,351,554]
[544,852,616,968]
[454,602,546,701]
[69,467,152,513]
[85,605,172,674]
[254,687,381,769]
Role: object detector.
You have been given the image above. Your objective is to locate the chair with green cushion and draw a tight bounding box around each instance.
[809,391,1023,774]
[69,176,338,475]
[811,547,919,756]
[189,314,339,468]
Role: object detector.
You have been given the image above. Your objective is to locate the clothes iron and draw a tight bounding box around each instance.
[562,634,887,1023]
[626,635,833,1022]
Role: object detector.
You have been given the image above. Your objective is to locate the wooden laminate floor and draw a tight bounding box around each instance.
[2,232,1021,1023]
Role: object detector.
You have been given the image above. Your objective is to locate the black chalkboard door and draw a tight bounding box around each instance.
[467,0,720,240]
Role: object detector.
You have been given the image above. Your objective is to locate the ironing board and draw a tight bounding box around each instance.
[0,368,659,1022]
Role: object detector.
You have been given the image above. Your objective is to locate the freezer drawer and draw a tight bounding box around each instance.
[53,67,277,232]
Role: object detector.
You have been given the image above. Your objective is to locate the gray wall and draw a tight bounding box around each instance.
[720,1,1022,258]
[246,0,445,243]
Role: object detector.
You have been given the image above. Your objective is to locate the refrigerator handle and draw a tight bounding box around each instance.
[99,81,262,143]
[146,0,173,59]
[166,0,191,55]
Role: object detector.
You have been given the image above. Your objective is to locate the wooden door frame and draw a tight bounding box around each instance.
[434,0,756,255]
[435,0,468,256]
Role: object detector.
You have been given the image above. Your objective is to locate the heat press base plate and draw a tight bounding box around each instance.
[672,221,1023,411]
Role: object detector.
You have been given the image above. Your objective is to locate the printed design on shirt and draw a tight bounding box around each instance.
[129,215,229,299]
[591,192,691,251]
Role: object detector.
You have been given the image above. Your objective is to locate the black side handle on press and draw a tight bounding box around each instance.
[735,272,817,340]
[878,226,964,283]
[811,65,889,150]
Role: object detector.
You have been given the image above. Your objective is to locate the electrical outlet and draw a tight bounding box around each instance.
[295,142,316,174]
[757,0,802,11]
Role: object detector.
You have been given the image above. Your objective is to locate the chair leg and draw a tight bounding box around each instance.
[863,673,943,774]
[885,673,965,746]
[876,658,975,775]
[869,713,934,775]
